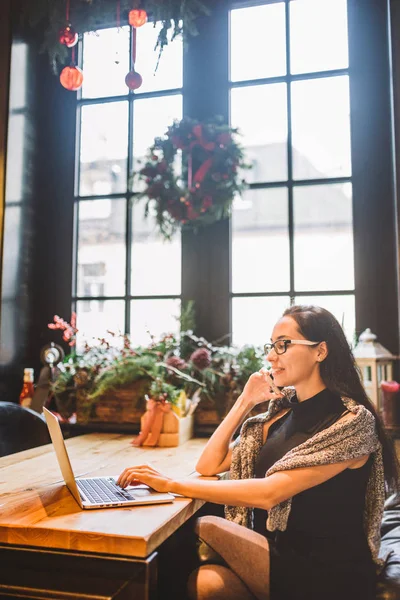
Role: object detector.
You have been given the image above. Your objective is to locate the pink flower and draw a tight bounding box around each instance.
[190,347,211,370]
[166,356,187,371]
[48,312,78,346]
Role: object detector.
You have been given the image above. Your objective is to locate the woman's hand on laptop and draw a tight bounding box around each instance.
[117,464,173,493]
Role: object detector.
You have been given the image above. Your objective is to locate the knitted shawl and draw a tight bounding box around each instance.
[224,389,385,568]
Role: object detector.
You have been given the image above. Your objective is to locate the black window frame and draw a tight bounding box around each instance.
[17,0,399,379]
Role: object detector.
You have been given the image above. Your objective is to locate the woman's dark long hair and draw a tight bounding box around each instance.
[283,304,399,495]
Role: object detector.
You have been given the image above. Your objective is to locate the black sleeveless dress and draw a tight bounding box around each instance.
[253,388,377,600]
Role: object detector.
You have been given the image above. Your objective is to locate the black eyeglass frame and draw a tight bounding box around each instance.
[264,339,321,355]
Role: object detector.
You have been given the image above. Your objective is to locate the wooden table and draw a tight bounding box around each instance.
[0,434,210,599]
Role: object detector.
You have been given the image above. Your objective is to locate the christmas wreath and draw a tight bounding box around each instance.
[134,117,251,240]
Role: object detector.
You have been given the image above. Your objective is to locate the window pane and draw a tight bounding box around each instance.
[294,183,354,291]
[294,294,355,345]
[132,95,182,175]
[230,4,286,82]
[230,84,288,183]
[5,114,25,203]
[135,22,183,93]
[232,188,289,293]
[291,76,351,179]
[76,300,125,349]
[290,0,348,75]
[81,27,130,99]
[79,102,128,196]
[232,296,290,347]
[130,299,180,346]
[77,198,126,297]
[131,199,181,296]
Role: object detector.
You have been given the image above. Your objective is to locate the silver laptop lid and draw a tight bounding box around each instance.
[43,407,83,507]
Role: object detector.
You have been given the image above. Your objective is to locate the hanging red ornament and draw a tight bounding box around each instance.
[60,65,84,91]
[125,68,142,90]
[125,25,142,90]
[59,24,78,47]
[128,9,148,27]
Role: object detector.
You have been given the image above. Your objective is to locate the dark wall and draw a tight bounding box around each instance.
[182,2,231,343]
[390,0,400,340]
[26,52,76,376]
[350,0,399,354]
[0,4,75,397]
[0,1,32,401]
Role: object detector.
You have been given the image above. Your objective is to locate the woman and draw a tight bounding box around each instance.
[117,305,399,600]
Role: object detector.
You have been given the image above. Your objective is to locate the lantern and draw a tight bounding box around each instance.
[354,328,396,409]
[59,24,78,48]
[125,68,142,90]
[60,65,84,91]
[128,9,148,27]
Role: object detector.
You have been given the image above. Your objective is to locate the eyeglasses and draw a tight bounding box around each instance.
[264,339,321,355]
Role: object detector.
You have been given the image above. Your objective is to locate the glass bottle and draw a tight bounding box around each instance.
[19,368,35,408]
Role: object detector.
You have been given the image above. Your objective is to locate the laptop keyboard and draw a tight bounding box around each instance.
[77,477,135,504]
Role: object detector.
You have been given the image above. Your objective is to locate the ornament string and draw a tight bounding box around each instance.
[131,26,137,65]
[66,0,70,22]
[116,0,121,29]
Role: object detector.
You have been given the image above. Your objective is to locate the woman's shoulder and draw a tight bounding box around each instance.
[339,398,376,423]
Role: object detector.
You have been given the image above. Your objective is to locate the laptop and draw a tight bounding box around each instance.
[43,407,175,509]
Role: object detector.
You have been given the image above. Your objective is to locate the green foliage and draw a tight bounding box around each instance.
[179,300,196,333]
[49,306,265,420]
[88,353,157,400]
[234,345,265,386]
[18,0,210,74]
[149,378,180,406]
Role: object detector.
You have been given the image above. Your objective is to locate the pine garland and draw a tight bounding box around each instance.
[19,0,210,73]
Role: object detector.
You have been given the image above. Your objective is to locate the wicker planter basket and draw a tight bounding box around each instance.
[76,380,149,424]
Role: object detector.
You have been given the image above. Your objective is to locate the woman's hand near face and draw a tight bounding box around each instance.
[117,464,173,493]
[240,368,284,409]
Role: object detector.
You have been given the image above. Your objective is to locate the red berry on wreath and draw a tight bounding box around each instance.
[187,206,199,220]
[202,196,213,210]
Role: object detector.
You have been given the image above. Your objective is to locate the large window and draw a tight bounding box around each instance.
[230,0,355,346]
[69,0,386,351]
[74,24,183,347]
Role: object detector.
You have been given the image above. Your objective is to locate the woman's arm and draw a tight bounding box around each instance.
[117,454,370,510]
[195,394,252,476]
[195,370,284,476]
